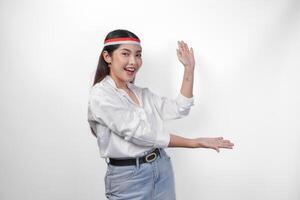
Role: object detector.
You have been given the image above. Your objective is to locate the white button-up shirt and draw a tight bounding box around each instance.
[87,75,194,158]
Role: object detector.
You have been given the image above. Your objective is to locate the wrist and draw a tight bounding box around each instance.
[184,65,195,71]
[190,138,206,148]
[189,138,198,148]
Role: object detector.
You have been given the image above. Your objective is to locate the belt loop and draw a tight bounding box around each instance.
[136,157,140,169]
[105,158,110,165]
[157,148,162,158]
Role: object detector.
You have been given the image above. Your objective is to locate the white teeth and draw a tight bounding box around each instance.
[125,68,135,72]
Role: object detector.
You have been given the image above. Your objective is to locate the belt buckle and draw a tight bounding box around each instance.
[145,152,157,163]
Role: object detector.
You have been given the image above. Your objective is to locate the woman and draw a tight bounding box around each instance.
[87,29,234,199]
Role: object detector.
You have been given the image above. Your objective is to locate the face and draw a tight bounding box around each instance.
[103,44,142,84]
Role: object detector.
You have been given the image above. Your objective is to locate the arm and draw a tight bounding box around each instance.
[148,41,196,121]
[171,42,235,152]
[148,89,194,121]
[180,68,194,98]
[168,134,235,153]
[168,134,195,148]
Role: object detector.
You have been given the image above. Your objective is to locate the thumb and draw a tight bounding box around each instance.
[214,147,220,153]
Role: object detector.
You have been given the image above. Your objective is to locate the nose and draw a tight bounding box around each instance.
[129,55,138,66]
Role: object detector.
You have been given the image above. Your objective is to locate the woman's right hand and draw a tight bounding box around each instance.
[191,137,234,153]
[176,40,195,71]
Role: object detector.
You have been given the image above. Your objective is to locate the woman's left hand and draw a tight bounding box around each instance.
[192,137,235,153]
[176,40,195,71]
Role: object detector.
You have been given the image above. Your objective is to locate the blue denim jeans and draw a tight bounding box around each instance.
[104,148,176,200]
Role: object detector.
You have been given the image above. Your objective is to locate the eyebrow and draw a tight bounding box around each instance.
[120,48,142,53]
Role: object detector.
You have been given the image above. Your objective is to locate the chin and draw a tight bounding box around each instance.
[125,74,136,81]
[126,77,135,82]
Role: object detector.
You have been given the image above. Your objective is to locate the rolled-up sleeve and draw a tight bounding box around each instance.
[88,93,170,148]
[148,89,195,120]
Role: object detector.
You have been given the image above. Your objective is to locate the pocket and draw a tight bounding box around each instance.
[160,149,171,161]
[166,155,171,160]
[106,164,137,183]
[165,154,171,161]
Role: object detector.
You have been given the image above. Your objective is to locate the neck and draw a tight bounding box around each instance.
[109,74,129,90]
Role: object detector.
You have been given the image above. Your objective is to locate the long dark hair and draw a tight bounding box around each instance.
[90,29,140,137]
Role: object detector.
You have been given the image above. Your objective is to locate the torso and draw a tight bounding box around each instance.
[127,89,141,107]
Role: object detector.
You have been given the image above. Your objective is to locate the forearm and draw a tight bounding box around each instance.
[180,67,194,98]
[168,134,196,148]
[167,135,235,152]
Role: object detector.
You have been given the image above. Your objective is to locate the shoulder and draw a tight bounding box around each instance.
[90,81,111,96]
[89,81,117,105]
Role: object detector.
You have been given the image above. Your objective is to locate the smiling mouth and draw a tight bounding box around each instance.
[123,67,136,77]
[124,67,136,73]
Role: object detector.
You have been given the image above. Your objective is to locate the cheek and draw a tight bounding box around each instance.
[115,59,127,68]
[138,59,142,66]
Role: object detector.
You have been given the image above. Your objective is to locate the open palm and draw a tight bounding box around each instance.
[193,137,234,153]
[176,40,195,70]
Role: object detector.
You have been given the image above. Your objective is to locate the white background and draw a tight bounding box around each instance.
[1,0,299,199]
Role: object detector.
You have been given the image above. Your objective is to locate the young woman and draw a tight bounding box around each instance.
[87,29,234,200]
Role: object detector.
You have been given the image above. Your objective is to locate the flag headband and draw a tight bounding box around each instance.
[103,37,141,47]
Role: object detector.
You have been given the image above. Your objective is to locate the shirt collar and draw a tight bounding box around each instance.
[104,75,134,90]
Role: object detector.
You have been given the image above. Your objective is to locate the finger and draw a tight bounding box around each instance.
[220,143,234,148]
[177,41,183,49]
[221,140,233,145]
[180,41,186,50]
[180,40,184,47]
[176,49,181,57]
[181,42,186,52]
[179,42,184,52]
[223,140,234,145]
[220,146,234,149]
[183,42,189,52]
[182,40,188,46]
[211,146,219,153]
[225,143,234,147]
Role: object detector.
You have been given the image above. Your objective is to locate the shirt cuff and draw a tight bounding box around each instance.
[154,132,170,148]
[176,92,195,108]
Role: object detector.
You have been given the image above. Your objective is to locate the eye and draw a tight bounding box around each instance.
[136,54,142,58]
[122,52,129,56]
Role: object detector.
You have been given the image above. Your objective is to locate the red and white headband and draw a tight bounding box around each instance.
[103,37,141,47]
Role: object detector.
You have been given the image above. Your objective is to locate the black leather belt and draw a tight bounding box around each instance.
[109,148,160,166]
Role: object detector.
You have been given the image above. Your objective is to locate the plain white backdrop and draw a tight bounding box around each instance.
[1,0,299,199]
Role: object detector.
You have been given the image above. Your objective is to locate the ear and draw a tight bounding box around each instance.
[103,51,112,64]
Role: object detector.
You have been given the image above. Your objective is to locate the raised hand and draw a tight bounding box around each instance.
[192,137,234,153]
[176,40,195,70]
